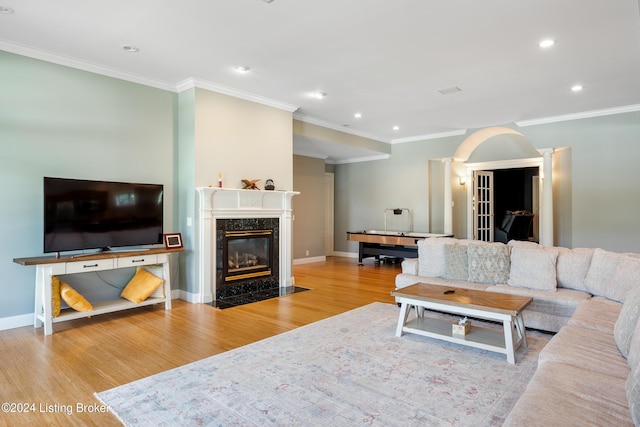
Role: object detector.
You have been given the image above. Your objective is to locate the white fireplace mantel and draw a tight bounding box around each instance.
[195,187,299,303]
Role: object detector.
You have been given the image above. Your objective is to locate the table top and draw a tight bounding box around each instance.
[13,247,184,266]
[391,283,532,316]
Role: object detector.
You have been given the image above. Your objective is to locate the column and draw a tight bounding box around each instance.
[442,158,453,235]
[538,148,554,246]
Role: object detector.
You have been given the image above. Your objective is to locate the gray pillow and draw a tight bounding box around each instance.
[443,244,468,281]
[584,248,629,296]
[468,243,510,284]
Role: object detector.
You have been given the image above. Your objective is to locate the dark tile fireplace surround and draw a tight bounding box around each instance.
[215,218,280,301]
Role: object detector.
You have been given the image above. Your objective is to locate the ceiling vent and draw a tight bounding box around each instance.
[438,86,462,95]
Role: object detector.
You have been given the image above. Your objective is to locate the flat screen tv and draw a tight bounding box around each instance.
[44,177,164,253]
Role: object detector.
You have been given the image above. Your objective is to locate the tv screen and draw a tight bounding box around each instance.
[44,177,164,253]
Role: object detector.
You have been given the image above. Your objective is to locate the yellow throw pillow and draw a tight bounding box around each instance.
[60,283,94,312]
[51,275,63,317]
[121,268,164,304]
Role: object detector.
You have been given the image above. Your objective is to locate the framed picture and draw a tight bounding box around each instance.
[163,233,183,249]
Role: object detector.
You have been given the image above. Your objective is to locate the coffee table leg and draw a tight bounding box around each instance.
[503,318,516,364]
[396,302,410,337]
[515,313,527,349]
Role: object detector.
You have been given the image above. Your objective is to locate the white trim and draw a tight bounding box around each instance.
[0,41,177,92]
[0,313,32,331]
[392,129,467,144]
[177,77,299,112]
[332,251,359,258]
[292,149,329,160]
[293,256,326,265]
[515,104,640,127]
[328,153,391,165]
[293,113,390,143]
[465,157,543,171]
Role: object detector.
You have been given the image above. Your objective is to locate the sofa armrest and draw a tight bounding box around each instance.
[401,258,419,275]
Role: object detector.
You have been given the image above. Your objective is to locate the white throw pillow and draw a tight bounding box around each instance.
[605,258,640,303]
[508,246,558,291]
[585,248,633,297]
[614,285,640,359]
[556,247,594,292]
[417,238,457,278]
[467,242,511,285]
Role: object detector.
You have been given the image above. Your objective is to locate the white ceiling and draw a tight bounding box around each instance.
[1,0,639,162]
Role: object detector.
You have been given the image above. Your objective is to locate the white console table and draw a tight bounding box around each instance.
[14,248,182,335]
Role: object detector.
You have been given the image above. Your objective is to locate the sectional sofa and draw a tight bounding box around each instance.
[394,238,640,426]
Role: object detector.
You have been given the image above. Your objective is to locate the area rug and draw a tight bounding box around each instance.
[95,302,550,426]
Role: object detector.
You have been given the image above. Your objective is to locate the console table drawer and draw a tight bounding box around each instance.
[116,254,159,268]
[66,258,115,274]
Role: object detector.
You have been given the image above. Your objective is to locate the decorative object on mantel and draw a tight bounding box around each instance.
[241,179,261,190]
[265,179,275,190]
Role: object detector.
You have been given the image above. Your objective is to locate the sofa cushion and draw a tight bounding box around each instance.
[614,285,640,358]
[443,244,468,281]
[568,297,622,334]
[467,243,510,284]
[508,246,558,291]
[627,362,640,427]
[504,362,633,427]
[400,258,418,275]
[584,248,634,297]
[556,247,594,292]
[606,257,640,303]
[394,273,489,292]
[417,238,457,278]
[539,325,629,379]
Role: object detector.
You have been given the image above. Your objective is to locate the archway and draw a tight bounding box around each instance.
[443,127,554,246]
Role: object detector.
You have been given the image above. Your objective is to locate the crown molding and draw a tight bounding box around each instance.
[391,129,468,144]
[176,77,298,113]
[293,113,390,143]
[328,153,391,165]
[0,41,177,91]
[515,104,640,127]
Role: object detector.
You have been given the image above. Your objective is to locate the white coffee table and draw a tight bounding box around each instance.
[391,283,533,364]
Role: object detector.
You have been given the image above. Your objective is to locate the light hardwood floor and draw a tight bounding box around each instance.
[0,257,400,426]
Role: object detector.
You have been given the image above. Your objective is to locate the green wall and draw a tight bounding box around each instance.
[0,51,177,321]
[334,111,640,254]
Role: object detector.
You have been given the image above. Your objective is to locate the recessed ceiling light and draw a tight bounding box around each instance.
[393,126,400,131]
[571,84,584,92]
[538,39,556,48]
[310,91,326,100]
[354,113,362,119]
[0,6,14,14]
[234,66,251,73]
[122,45,140,53]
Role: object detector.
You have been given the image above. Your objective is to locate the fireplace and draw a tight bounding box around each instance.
[196,187,298,304]
[223,229,273,282]
[215,218,279,299]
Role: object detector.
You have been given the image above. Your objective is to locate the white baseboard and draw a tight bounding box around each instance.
[293,256,326,265]
[331,251,358,258]
[0,313,33,331]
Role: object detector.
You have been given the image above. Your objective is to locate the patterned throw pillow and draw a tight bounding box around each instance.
[443,244,468,281]
[468,243,511,284]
